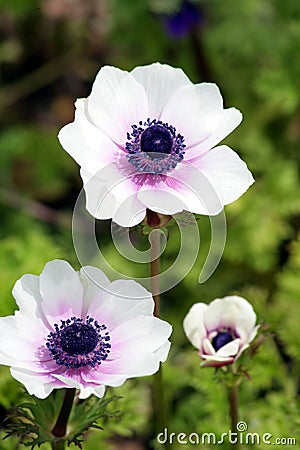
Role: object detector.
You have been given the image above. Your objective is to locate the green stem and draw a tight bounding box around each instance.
[149,227,171,450]
[51,388,76,441]
[227,383,240,449]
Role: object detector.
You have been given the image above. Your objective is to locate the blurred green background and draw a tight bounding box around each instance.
[1,0,300,448]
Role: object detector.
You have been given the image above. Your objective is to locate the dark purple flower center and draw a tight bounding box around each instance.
[140,124,173,154]
[60,323,98,355]
[125,118,186,175]
[46,316,111,369]
[212,332,233,351]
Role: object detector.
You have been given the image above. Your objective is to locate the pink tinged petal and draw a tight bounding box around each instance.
[0,314,49,366]
[190,146,254,206]
[131,62,192,118]
[161,83,224,150]
[137,184,187,216]
[79,266,111,316]
[135,158,225,217]
[183,303,208,349]
[170,161,225,215]
[81,366,127,388]
[39,259,84,324]
[10,367,65,398]
[88,66,149,144]
[88,281,154,331]
[12,274,50,327]
[58,98,120,175]
[200,355,234,367]
[110,316,172,357]
[51,373,106,399]
[53,374,86,391]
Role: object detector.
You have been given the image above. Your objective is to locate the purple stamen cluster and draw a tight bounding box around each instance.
[46,316,111,369]
[125,118,186,175]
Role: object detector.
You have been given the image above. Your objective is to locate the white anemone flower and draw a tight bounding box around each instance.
[183,296,259,367]
[58,62,254,227]
[0,260,172,399]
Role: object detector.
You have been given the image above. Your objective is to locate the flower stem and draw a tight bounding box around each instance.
[52,388,76,439]
[150,229,161,318]
[149,224,171,450]
[227,383,240,449]
[153,368,171,449]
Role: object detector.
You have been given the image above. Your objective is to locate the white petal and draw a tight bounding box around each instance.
[53,373,105,399]
[154,340,171,363]
[53,374,83,390]
[188,107,243,157]
[137,183,187,215]
[58,98,120,174]
[161,83,224,149]
[39,260,84,324]
[82,161,146,226]
[81,367,127,387]
[78,385,106,399]
[204,296,257,340]
[113,194,146,227]
[88,66,148,143]
[80,266,111,316]
[236,343,250,360]
[109,279,153,301]
[10,367,63,398]
[190,145,254,205]
[216,338,240,357]
[183,303,207,349]
[200,354,234,366]
[87,281,154,331]
[110,316,172,356]
[0,314,49,366]
[134,158,225,217]
[131,62,192,118]
[202,337,215,355]
[171,161,225,215]
[102,352,161,379]
[12,274,48,325]
[247,324,260,343]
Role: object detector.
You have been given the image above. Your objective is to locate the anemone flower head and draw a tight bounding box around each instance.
[0,260,172,399]
[183,296,259,367]
[58,62,254,227]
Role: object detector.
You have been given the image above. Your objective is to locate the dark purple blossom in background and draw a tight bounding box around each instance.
[163,1,204,39]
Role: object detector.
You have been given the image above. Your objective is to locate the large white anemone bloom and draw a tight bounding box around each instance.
[58,63,254,227]
[183,296,258,367]
[0,260,172,399]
